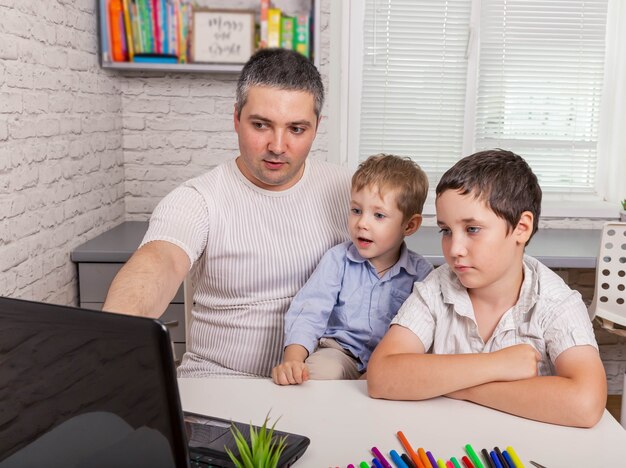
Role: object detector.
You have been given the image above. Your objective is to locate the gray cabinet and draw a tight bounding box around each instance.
[71,222,186,361]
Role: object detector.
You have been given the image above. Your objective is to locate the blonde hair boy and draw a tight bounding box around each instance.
[272,154,433,385]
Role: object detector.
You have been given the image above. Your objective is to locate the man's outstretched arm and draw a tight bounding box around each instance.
[103,240,190,319]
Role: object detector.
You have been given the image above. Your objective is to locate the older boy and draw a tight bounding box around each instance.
[368,149,606,428]
[272,155,433,385]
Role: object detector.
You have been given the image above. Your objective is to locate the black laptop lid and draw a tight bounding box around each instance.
[0,297,188,468]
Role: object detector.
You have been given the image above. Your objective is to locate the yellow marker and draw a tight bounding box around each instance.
[437,459,447,468]
[506,446,525,468]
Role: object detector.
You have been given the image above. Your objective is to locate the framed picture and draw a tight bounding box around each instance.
[192,9,255,64]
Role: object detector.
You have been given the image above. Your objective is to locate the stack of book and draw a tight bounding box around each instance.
[258,0,311,59]
[100,0,192,64]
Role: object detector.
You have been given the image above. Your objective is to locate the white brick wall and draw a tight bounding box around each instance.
[0,0,125,305]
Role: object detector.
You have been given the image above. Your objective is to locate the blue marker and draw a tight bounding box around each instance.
[390,450,409,468]
[490,451,503,468]
[373,458,384,468]
[502,451,516,468]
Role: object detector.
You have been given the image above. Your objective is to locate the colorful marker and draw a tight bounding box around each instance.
[401,453,417,468]
[505,446,524,468]
[418,448,432,468]
[359,463,370,468]
[490,451,503,468]
[373,457,384,468]
[446,462,455,468]
[502,451,515,468]
[464,444,484,468]
[461,456,475,468]
[450,457,462,468]
[348,465,355,468]
[481,448,495,468]
[437,459,447,468]
[494,447,509,468]
[396,431,425,468]
[426,451,438,468]
[390,450,409,468]
[372,447,392,468]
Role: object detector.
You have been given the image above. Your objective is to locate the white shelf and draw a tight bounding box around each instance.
[101,61,244,74]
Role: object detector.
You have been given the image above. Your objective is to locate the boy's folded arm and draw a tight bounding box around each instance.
[447,345,607,428]
[368,326,539,400]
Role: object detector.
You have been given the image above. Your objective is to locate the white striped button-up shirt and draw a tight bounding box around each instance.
[392,255,598,375]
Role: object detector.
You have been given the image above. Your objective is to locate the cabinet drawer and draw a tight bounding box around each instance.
[78,263,184,303]
[79,302,186,343]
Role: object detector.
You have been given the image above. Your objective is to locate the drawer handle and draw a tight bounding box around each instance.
[163,320,179,327]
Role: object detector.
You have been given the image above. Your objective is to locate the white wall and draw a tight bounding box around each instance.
[0,0,125,305]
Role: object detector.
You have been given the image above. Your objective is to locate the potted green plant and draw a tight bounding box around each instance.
[225,415,287,468]
[621,199,626,222]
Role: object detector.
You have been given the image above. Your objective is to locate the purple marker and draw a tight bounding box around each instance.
[427,451,438,467]
[371,446,392,468]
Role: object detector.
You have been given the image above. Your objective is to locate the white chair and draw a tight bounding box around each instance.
[589,222,626,428]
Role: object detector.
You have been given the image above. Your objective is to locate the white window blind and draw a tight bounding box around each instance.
[359,0,472,181]
[358,0,609,197]
[475,0,609,194]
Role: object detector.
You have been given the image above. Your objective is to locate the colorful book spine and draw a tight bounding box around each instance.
[280,15,295,50]
[259,0,270,48]
[267,8,281,48]
[109,0,128,61]
[121,0,134,60]
[130,0,142,54]
[294,14,309,58]
[99,0,110,62]
[151,0,161,53]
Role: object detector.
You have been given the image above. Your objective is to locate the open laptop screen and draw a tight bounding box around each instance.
[0,297,187,468]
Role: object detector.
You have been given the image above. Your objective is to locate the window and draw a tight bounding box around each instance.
[335,0,624,216]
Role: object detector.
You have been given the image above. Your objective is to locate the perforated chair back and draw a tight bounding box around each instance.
[589,222,626,336]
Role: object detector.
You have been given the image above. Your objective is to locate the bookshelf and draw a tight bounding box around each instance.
[97,0,321,73]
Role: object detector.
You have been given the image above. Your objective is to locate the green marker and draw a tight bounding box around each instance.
[465,444,485,468]
[450,457,463,468]
[359,462,370,468]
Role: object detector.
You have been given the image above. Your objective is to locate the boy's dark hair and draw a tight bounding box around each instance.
[435,149,542,242]
[236,48,324,119]
[352,154,429,221]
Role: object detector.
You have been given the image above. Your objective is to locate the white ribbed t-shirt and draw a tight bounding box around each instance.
[141,158,351,377]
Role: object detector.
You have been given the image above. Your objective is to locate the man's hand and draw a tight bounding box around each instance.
[271,361,310,385]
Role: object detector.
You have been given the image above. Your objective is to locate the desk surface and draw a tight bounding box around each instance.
[178,378,626,466]
[72,221,601,269]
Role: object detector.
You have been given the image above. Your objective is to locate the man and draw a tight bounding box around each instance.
[103,49,351,377]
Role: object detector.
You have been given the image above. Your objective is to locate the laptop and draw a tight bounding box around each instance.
[0,297,310,467]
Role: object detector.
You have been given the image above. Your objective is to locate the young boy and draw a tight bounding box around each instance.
[367,149,607,428]
[271,154,433,385]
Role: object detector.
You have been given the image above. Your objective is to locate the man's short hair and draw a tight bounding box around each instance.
[352,154,429,220]
[435,149,542,242]
[236,48,324,119]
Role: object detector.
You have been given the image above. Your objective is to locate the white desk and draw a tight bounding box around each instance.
[178,379,626,466]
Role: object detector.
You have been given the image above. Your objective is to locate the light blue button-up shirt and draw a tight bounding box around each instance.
[284,240,433,371]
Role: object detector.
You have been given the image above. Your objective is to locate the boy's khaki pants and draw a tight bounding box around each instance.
[305,337,362,380]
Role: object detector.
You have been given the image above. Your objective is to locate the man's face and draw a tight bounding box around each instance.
[234,86,319,191]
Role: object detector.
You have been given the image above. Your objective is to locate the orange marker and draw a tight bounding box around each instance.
[396,431,426,468]
[418,448,433,468]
